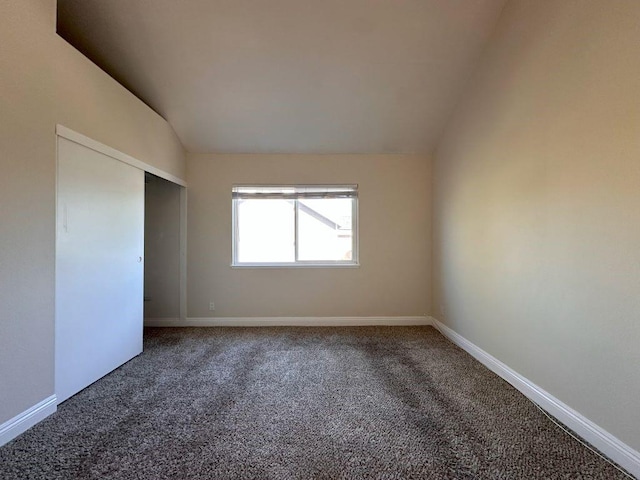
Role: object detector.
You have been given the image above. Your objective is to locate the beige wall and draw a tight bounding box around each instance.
[0,0,185,425]
[53,36,185,180]
[144,175,182,319]
[432,0,640,451]
[0,0,57,425]
[187,154,430,318]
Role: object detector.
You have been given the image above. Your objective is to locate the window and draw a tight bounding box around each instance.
[232,185,358,267]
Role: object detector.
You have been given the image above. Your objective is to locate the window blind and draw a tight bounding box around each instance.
[232,185,357,200]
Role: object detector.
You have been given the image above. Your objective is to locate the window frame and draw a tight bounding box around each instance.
[231,184,359,268]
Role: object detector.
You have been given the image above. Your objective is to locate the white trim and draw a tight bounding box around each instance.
[56,125,187,187]
[430,317,640,479]
[145,316,432,327]
[230,262,360,269]
[179,188,188,322]
[0,395,57,447]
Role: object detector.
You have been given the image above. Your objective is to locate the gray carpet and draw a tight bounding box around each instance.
[0,326,630,479]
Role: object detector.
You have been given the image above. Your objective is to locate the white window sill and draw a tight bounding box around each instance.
[231,262,360,269]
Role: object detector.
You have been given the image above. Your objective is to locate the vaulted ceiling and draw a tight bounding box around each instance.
[57,0,506,154]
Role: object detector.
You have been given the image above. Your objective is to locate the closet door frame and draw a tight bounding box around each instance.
[54,125,187,404]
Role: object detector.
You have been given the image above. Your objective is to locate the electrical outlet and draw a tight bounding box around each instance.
[209,301,215,311]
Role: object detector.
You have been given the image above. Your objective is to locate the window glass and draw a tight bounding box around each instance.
[297,198,353,261]
[237,199,294,263]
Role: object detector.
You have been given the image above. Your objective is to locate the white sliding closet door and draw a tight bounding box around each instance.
[56,136,144,404]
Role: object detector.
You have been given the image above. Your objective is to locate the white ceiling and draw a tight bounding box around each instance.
[57,0,506,154]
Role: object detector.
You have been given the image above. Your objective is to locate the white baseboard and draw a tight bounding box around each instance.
[146,316,433,327]
[430,317,640,479]
[0,395,57,447]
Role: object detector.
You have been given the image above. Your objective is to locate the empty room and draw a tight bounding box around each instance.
[1,0,638,478]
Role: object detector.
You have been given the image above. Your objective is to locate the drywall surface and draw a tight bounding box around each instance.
[53,36,185,180]
[187,154,430,318]
[0,0,57,425]
[432,0,640,450]
[144,175,181,319]
[0,0,185,426]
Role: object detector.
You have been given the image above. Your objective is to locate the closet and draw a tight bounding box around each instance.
[55,135,144,403]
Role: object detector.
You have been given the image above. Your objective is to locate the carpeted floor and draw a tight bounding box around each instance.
[0,326,631,479]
